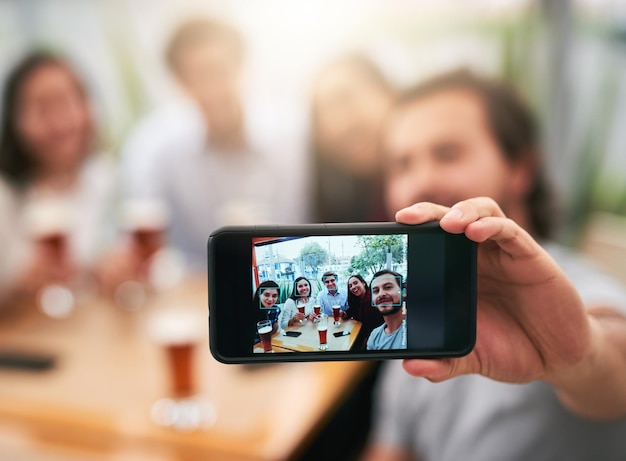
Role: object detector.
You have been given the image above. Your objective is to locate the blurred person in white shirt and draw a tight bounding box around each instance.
[120,17,309,271]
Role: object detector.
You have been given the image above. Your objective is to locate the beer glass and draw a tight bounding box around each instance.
[297,300,306,323]
[24,199,76,318]
[317,315,328,351]
[120,199,169,271]
[115,199,170,310]
[313,304,321,323]
[257,320,273,353]
[332,305,341,326]
[149,308,216,431]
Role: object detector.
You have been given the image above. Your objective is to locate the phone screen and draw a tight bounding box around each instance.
[253,233,411,353]
[208,222,476,363]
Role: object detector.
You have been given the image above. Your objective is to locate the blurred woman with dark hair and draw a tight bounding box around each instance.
[0,51,116,306]
[310,54,395,223]
[345,274,384,351]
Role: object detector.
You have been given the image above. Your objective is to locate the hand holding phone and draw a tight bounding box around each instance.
[208,222,476,363]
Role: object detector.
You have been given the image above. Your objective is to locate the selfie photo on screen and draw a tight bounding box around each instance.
[251,235,408,353]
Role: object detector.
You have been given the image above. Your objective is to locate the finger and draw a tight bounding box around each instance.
[439,197,506,234]
[402,357,478,382]
[464,216,541,259]
[395,202,451,224]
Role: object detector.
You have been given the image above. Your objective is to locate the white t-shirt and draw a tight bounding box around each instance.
[0,176,19,293]
[279,297,316,329]
[0,155,117,309]
[13,155,118,268]
[371,242,626,461]
[121,98,310,270]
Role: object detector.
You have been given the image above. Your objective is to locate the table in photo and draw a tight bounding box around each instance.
[271,318,362,352]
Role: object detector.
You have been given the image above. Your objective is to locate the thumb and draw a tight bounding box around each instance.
[402,356,478,382]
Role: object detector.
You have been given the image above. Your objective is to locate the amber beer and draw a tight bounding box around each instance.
[121,199,169,264]
[24,199,72,262]
[257,320,273,353]
[318,315,328,351]
[132,228,165,262]
[313,304,321,323]
[166,343,195,397]
[149,309,203,398]
[332,305,341,326]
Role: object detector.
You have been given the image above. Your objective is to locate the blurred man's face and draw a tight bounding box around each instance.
[174,38,241,112]
[384,89,518,215]
[371,274,401,316]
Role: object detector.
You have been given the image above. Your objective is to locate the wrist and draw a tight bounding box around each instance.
[546,315,626,420]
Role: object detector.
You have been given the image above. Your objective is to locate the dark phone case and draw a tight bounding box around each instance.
[285,331,302,337]
[333,331,350,337]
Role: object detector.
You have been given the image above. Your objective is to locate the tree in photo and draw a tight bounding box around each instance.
[350,235,406,276]
[299,242,329,276]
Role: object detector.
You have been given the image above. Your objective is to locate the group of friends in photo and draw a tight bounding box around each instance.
[253,270,407,351]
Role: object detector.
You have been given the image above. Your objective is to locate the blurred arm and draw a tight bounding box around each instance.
[549,305,626,420]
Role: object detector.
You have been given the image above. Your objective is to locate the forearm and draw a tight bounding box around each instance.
[550,307,626,420]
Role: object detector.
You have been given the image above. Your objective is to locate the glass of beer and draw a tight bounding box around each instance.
[120,199,169,273]
[148,307,216,431]
[318,315,328,350]
[332,305,341,326]
[297,300,306,323]
[313,304,321,322]
[257,320,274,353]
[24,199,76,318]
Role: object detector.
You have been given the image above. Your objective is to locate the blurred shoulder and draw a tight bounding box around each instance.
[121,99,206,162]
[543,241,626,313]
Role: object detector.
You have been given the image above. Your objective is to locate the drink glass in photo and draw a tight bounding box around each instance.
[317,315,328,351]
[257,319,273,353]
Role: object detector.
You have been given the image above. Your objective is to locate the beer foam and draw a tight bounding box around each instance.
[257,326,272,335]
[23,199,73,238]
[148,308,204,345]
[121,198,170,231]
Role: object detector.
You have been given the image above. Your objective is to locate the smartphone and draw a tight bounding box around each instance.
[208,222,476,363]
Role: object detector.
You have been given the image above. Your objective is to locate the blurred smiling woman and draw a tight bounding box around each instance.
[0,51,117,305]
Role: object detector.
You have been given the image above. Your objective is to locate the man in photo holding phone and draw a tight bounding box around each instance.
[316,271,348,316]
[366,270,406,351]
[365,70,626,460]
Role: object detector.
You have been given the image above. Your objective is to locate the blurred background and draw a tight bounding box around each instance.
[2,0,626,239]
[1,0,626,460]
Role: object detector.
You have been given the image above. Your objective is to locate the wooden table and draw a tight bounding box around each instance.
[254,318,362,353]
[0,277,370,461]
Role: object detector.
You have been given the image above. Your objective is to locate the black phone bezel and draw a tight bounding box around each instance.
[208,222,476,364]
